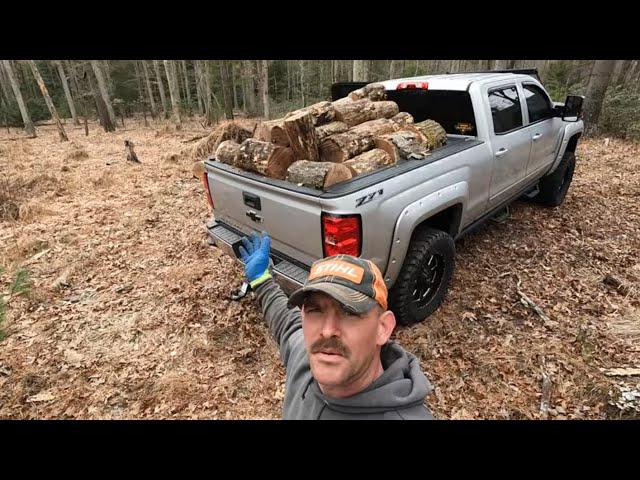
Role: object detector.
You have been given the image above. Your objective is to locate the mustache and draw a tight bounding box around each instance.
[310,337,350,357]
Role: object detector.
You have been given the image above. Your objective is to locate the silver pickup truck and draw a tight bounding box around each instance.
[201,68,585,326]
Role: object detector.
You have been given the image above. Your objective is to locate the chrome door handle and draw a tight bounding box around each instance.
[532,133,542,141]
[495,148,508,158]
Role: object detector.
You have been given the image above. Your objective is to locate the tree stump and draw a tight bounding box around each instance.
[286,160,353,189]
[124,139,140,163]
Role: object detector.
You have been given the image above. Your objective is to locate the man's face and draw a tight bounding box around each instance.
[301,291,394,396]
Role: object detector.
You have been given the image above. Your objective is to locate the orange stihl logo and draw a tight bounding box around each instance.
[309,261,365,283]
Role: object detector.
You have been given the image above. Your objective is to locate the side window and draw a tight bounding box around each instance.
[488,86,522,134]
[523,84,553,123]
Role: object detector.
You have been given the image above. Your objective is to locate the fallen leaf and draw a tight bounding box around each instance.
[28,392,55,403]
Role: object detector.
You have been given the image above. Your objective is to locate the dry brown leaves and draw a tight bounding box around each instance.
[1,125,638,420]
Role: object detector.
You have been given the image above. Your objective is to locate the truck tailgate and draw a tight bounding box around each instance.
[205,161,324,267]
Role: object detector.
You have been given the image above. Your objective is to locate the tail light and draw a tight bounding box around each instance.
[201,172,214,209]
[397,81,428,90]
[322,213,361,257]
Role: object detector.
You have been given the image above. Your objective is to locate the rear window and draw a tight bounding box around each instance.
[385,89,478,136]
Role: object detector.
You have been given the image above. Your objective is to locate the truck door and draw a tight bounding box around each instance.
[485,84,531,208]
[520,82,563,178]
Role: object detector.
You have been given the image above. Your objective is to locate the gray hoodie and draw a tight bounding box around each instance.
[255,279,435,420]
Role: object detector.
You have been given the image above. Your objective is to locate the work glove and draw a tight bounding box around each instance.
[239,231,272,289]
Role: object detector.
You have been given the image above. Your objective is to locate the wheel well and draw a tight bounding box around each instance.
[565,133,581,154]
[414,204,463,239]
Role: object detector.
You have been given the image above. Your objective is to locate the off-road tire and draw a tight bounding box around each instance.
[388,227,455,326]
[534,151,576,207]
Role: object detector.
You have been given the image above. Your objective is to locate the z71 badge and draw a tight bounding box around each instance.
[355,189,383,207]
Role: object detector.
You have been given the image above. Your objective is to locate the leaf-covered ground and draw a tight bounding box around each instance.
[1,119,638,419]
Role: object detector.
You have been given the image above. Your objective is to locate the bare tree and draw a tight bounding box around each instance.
[258,60,269,119]
[583,60,616,136]
[90,60,117,127]
[0,63,12,105]
[242,60,256,116]
[85,65,115,133]
[27,60,68,141]
[181,60,192,112]
[219,60,234,120]
[163,60,182,127]
[53,60,80,126]
[300,60,306,107]
[153,60,169,118]
[141,60,157,118]
[353,60,369,81]
[493,60,509,70]
[1,60,36,137]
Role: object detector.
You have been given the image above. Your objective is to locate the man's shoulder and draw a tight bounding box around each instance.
[384,404,436,420]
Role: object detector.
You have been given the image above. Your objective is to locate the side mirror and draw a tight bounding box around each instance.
[562,95,584,122]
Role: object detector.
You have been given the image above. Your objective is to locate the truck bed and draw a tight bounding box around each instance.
[204,135,483,198]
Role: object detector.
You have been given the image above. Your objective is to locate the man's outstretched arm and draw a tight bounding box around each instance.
[239,231,303,364]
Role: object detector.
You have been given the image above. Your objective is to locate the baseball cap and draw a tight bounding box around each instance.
[288,254,388,314]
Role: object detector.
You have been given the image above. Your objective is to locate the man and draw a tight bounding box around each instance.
[238,230,435,420]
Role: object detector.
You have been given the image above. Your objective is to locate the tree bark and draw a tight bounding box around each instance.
[375,130,428,160]
[371,100,399,119]
[244,60,256,116]
[349,117,399,138]
[319,129,375,163]
[142,60,157,117]
[235,138,295,179]
[300,59,306,107]
[1,60,36,137]
[0,63,12,105]
[316,121,349,140]
[194,60,204,115]
[153,60,169,118]
[390,112,414,126]
[583,60,616,136]
[286,160,353,189]
[215,139,242,165]
[219,60,234,120]
[164,60,182,127]
[27,60,68,141]
[90,60,117,127]
[283,111,319,161]
[284,100,336,126]
[344,148,393,176]
[348,83,387,101]
[53,60,80,126]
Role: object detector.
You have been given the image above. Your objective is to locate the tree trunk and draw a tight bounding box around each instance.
[1,60,36,137]
[133,60,145,105]
[86,65,115,132]
[259,60,269,119]
[231,61,239,110]
[53,60,80,126]
[235,138,295,179]
[389,60,403,79]
[142,60,157,118]
[353,60,370,81]
[0,63,12,105]
[27,60,68,141]
[583,59,616,136]
[203,60,216,124]
[300,59,306,107]
[90,60,117,127]
[102,60,114,97]
[244,60,256,116]
[286,160,353,189]
[194,60,204,115]
[283,111,319,161]
[333,98,377,127]
[153,60,169,118]
[181,60,192,112]
[494,60,509,70]
[219,60,234,120]
[66,61,82,100]
[163,60,182,127]
[344,148,393,176]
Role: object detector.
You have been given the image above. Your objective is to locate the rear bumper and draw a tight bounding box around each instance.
[205,220,309,295]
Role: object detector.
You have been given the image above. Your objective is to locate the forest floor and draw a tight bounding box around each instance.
[1,117,639,420]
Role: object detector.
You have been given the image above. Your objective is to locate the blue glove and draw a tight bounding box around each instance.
[239,231,272,289]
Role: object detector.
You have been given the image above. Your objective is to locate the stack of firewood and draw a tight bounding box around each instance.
[213,82,447,189]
